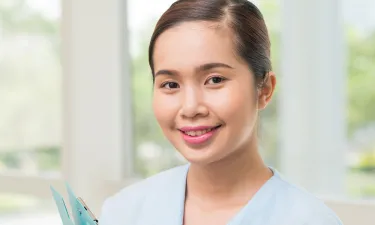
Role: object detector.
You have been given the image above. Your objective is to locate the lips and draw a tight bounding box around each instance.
[180,125,220,135]
[178,125,222,145]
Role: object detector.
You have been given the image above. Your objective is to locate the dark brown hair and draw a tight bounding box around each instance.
[148,0,271,86]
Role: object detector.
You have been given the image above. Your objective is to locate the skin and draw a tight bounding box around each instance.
[152,21,276,225]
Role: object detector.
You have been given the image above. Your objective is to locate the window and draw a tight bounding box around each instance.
[344,0,375,199]
[0,193,59,224]
[0,0,61,176]
[0,0,61,223]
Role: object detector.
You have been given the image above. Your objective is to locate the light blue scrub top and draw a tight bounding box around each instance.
[99,164,343,225]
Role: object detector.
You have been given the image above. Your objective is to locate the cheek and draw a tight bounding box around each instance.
[152,92,180,128]
[206,81,257,121]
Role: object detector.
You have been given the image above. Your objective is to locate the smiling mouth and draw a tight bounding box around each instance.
[179,125,222,137]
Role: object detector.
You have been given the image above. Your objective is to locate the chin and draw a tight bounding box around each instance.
[168,131,230,165]
[178,145,226,166]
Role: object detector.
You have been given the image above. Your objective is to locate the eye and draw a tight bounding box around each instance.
[205,76,226,85]
[161,81,180,89]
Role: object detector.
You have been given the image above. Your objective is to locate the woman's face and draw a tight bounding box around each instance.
[152,21,272,165]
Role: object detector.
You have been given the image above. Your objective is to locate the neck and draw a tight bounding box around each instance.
[186,139,272,204]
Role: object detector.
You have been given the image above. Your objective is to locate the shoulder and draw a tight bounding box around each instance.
[106,164,187,204]
[99,164,188,225]
[270,172,343,225]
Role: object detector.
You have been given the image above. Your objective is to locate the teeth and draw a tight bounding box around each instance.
[184,128,213,137]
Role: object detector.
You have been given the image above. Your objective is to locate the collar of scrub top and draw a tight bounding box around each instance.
[135,164,280,225]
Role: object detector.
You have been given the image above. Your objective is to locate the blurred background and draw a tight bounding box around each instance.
[0,0,374,224]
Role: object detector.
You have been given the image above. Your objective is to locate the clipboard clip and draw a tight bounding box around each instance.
[77,197,99,224]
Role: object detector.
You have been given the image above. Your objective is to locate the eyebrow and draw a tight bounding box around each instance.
[154,62,234,77]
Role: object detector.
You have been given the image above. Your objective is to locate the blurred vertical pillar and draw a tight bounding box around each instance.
[62,0,133,213]
[279,0,346,197]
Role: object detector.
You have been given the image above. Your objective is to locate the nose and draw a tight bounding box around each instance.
[179,86,209,119]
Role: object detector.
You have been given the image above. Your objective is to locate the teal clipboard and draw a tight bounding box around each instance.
[51,183,98,225]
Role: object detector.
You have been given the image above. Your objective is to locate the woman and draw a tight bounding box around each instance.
[100,0,343,224]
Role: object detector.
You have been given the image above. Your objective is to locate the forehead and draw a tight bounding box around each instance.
[153,21,240,70]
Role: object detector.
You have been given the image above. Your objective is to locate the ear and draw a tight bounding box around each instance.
[257,72,276,110]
